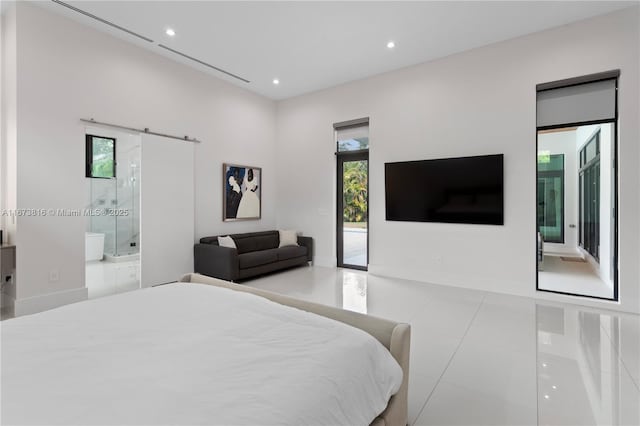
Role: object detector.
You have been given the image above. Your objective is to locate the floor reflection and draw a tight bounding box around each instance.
[536,303,639,426]
[341,270,367,314]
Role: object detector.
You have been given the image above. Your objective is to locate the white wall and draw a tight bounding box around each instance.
[10,2,276,314]
[538,130,579,255]
[1,3,17,246]
[276,7,640,313]
[0,3,18,307]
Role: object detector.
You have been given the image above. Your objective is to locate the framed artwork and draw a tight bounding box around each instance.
[223,163,262,221]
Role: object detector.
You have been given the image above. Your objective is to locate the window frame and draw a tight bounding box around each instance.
[537,154,565,244]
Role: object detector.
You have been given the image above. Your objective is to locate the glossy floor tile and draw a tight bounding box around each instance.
[249,266,640,425]
[536,303,640,426]
[85,259,140,299]
[601,312,640,391]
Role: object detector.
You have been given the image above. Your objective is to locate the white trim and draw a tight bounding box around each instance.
[14,286,88,317]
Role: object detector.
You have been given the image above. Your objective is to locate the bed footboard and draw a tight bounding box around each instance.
[180,273,410,426]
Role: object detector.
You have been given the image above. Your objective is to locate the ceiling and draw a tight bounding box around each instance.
[39,1,637,100]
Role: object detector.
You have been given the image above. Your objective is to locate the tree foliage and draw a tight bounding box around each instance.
[343,161,367,223]
[92,138,115,178]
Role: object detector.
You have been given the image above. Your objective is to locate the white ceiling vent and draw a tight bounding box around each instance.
[157,44,250,83]
[50,0,154,43]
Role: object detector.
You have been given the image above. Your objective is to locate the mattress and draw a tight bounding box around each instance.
[1,283,403,425]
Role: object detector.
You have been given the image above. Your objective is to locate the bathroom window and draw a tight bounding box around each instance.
[86,135,116,178]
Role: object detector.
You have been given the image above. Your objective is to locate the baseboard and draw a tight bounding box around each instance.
[544,244,580,256]
[14,286,88,317]
[367,263,531,298]
[313,256,337,268]
[368,264,426,284]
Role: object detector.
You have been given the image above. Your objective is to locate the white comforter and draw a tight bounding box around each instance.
[1,283,402,425]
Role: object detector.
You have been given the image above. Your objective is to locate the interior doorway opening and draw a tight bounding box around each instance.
[85,126,141,299]
[535,71,618,301]
[537,124,615,299]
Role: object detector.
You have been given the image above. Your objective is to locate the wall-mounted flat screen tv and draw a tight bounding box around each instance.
[385,154,504,225]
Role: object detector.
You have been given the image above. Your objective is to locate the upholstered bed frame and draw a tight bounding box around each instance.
[179,273,410,426]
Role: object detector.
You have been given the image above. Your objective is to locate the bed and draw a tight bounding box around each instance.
[2,273,410,425]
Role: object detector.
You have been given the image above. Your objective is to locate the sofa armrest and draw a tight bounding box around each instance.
[297,236,313,262]
[194,244,239,281]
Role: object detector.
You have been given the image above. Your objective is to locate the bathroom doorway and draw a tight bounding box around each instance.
[85,126,141,299]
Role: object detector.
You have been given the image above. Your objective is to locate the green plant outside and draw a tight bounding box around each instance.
[343,160,367,223]
[92,137,115,178]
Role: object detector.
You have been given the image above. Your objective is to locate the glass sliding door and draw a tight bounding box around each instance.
[337,156,368,269]
[579,132,601,261]
[335,121,369,270]
[537,154,564,243]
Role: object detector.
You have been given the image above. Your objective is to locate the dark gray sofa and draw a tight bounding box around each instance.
[194,230,313,281]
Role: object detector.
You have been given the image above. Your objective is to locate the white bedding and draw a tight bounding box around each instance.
[1,283,402,425]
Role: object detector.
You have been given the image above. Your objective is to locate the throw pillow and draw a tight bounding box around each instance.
[278,230,299,248]
[217,235,237,249]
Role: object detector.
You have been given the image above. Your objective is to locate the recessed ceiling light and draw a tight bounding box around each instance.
[273,78,280,85]
[165,28,176,37]
[387,41,395,49]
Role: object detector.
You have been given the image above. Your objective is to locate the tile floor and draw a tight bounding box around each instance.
[85,259,140,299]
[539,254,613,299]
[249,266,640,426]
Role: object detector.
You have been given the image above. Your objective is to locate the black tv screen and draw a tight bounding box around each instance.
[385,154,504,225]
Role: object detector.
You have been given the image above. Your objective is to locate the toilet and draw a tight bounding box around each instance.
[85,232,105,261]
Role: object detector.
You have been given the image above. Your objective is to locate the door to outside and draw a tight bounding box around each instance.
[337,154,368,269]
[335,121,369,270]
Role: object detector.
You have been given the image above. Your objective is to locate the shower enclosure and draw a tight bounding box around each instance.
[88,137,140,260]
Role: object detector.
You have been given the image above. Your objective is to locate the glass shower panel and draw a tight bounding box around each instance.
[89,178,117,255]
[88,134,140,258]
[115,142,140,256]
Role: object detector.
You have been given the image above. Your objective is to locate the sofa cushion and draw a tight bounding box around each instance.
[278,230,299,248]
[238,248,278,269]
[276,246,308,261]
[200,231,280,254]
[217,236,237,249]
[233,232,279,254]
[199,236,218,245]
